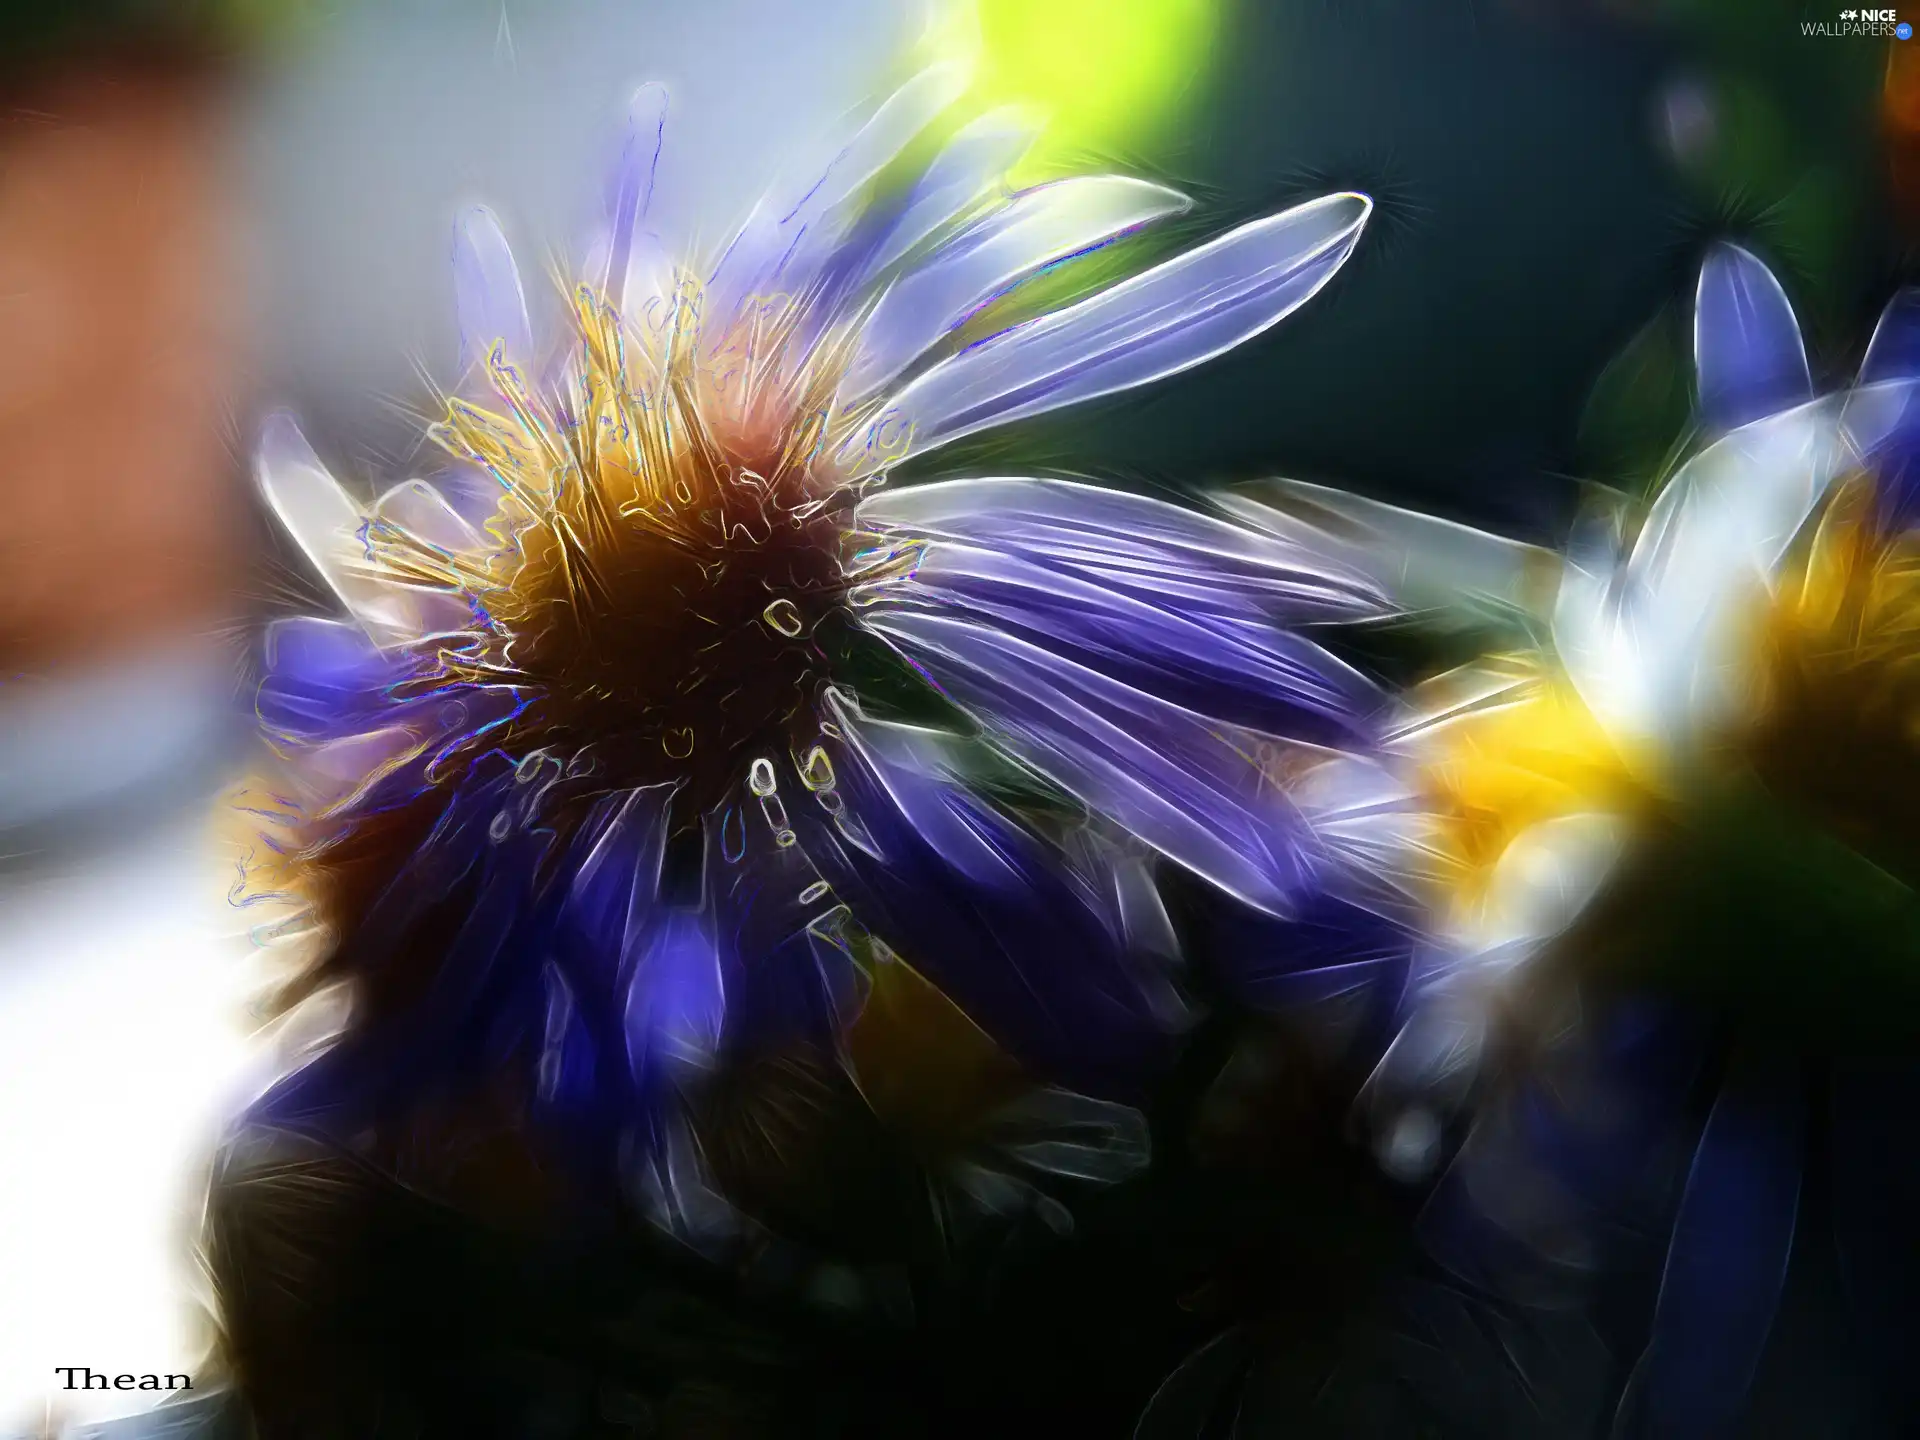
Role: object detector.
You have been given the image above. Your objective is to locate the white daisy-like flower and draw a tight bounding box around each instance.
[1229,244,1920,1154]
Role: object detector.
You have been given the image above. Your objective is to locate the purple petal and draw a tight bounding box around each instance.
[859,476,1383,622]
[1694,244,1810,433]
[889,541,1383,745]
[791,703,1180,1096]
[843,174,1191,399]
[702,798,862,1057]
[1613,1056,1805,1439]
[1417,1006,1708,1306]
[1860,291,1920,532]
[604,82,669,310]
[843,191,1370,469]
[1219,478,1554,622]
[625,909,726,1080]
[857,107,1037,283]
[1861,288,1920,386]
[250,767,536,1129]
[257,617,420,742]
[866,610,1310,915]
[704,64,967,335]
[559,786,723,1091]
[1209,891,1412,1024]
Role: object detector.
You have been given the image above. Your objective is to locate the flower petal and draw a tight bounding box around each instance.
[1219,478,1556,624]
[1859,291,1920,532]
[1418,1005,1707,1307]
[1860,287,1920,385]
[558,785,731,1099]
[843,175,1191,399]
[255,413,419,645]
[371,478,482,558]
[604,82,669,312]
[867,609,1310,915]
[257,616,398,742]
[452,205,534,375]
[1558,391,1857,744]
[704,63,969,334]
[843,191,1370,470]
[1612,1058,1805,1439]
[1208,891,1414,1067]
[792,702,1181,1095]
[859,106,1038,283]
[860,476,1382,621]
[703,796,863,1057]
[1693,244,1810,434]
[890,541,1382,745]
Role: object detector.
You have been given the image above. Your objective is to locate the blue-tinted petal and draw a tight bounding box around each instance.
[792,703,1179,1097]
[1208,890,1412,1023]
[1417,1005,1708,1307]
[603,82,669,310]
[843,174,1191,399]
[1693,244,1810,433]
[856,107,1037,284]
[704,64,967,337]
[782,107,1041,361]
[843,192,1369,469]
[626,909,726,1079]
[257,617,404,739]
[703,794,862,1058]
[1861,288,1920,385]
[452,205,534,375]
[1860,292,1920,533]
[860,476,1382,623]
[868,609,1310,915]
[554,783,724,1097]
[251,768,531,1130]
[1219,478,1555,625]
[890,542,1383,745]
[1613,1056,1806,1439]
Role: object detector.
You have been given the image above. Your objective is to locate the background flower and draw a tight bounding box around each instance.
[1215,242,1920,1437]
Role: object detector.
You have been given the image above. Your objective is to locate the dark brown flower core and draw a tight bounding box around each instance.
[373,285,912,820]
[261,285,920,1000]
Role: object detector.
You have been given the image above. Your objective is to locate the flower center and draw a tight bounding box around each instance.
[1749,476,1920,886]
[376,284,910,813]
[1411,661,1643,927]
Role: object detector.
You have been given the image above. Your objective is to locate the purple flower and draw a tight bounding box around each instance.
[245,67,1382,1226]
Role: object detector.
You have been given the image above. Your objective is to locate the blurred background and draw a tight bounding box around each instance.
[0,0,1906,1433]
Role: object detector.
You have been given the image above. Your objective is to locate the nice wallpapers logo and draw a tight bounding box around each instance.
[1807,7,1914,36]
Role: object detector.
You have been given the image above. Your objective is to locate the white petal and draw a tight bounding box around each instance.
[372,478,482,555]
[255,413,415,644]
[452,204,533,375]
[1443,812,1628,961]
[1556,384,1916,746]
[1219,478,1555,621]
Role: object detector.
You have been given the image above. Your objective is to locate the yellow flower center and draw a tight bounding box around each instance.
[1413,476,1920,937]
